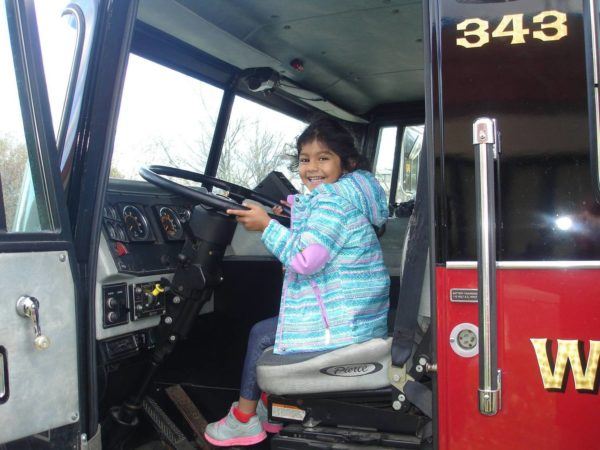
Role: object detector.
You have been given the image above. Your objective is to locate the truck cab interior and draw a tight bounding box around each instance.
[7,1,600,449]
[94,1,431,449]
[11,1,433,449]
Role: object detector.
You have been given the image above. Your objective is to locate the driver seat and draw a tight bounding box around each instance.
[255,222,432,447]
[255,263,431,442]
[257,337,392,395]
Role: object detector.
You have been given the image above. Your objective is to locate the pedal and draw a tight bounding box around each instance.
[165,384,213,449]
[142,396,195,450]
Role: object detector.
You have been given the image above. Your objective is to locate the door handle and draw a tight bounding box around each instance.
[0,346,7,403]
[16,296,51,350]
[473,118,501,415]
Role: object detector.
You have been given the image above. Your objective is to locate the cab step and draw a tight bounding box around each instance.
[165,384,213,450]
[142,396,195,450]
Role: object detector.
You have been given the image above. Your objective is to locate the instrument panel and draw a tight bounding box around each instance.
[103,203,191,242]
[101,185,193,274]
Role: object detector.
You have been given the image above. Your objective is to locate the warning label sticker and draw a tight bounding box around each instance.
[271,403,306,421]
[450,288,478,303]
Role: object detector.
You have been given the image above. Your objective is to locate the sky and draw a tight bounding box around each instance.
[1,1,74,142]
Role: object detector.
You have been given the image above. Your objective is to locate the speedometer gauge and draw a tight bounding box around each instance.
[122,205,150,240]
[159,206,183,240]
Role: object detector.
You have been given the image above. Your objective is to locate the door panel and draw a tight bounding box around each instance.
[0,0,80,444]
[437,266,600,450]
[434,0,600,448]
[0,252,79,443]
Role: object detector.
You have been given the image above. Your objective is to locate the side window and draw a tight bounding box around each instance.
[219,96,306,191]
[34,0,78,138]
[111,54,224,180]
[373,124,424,214]
[396,125,424,203]
[0,2,53,232]
[374,126,398,200]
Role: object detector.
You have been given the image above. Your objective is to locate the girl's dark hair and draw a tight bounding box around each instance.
[295,117,370,172]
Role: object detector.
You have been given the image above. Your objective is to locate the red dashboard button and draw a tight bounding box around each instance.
[115,241,129,257]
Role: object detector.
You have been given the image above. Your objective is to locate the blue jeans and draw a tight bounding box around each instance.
[239,316,278,400]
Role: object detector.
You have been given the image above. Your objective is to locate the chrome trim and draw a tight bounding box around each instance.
[446,261,478,269]
[0,350,5,399]
[479,370,501,416]
[591,0,599,86]
[473,118,500,415]
[56,5,85,154]
[447,261,600,269]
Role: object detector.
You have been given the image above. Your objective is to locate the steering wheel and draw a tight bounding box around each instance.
[139,165,292,218]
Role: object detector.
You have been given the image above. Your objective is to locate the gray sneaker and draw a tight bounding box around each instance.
[204,403,267,447]
[256,399,283,433]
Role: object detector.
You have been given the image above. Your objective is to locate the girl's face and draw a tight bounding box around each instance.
[299,140,344,191]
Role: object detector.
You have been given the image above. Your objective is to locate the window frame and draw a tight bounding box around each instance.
[0,0,70,245]
[587,0,600,202]
[109,52,229,182]
[130,23,314,182]
[369,117,426,208]
[396,124,424,204]
[53,3,86,157]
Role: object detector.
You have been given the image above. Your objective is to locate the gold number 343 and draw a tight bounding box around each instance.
[456,11,567,48]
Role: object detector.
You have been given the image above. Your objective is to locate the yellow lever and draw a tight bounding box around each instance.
[152,284,165,296]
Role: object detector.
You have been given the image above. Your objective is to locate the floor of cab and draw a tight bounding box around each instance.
[101,260,402,449]
[132,310,270,449]
[124,383,272,450]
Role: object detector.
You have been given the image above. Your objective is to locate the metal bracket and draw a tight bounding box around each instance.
[388,364,415,410]
[79,433,88,450]
[479,370,502,415]
[473,117,499,159]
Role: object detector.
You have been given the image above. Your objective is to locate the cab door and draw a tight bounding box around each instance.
[431,1,600,449]
[0,0,80,445]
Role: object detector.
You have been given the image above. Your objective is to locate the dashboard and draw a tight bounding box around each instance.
[96,180,195,346]
[102,197,191,275]
[95,179,275,361]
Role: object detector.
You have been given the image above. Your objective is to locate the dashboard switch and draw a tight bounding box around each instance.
[151,284,165,296]
[102,284,129,328]
[115,241,129,257]
[130,281,167,320]
[106,297,118,309]
[106,312,119,323]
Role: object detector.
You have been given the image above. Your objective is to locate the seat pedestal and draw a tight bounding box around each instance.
[268,391,427,435]
[272,423,424,450]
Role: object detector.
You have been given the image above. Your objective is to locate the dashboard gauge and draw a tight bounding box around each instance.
[122,205,150,240]
[178,208,191,223]
[104,205,117,219]
[159,206,183,240]
[104,221,117,240]
[115,223,127,242]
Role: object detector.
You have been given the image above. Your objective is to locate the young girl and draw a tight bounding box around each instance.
[204,117,390,447]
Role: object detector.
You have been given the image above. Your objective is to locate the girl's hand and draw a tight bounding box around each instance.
[272,199,292,217]
[227,202,272,232]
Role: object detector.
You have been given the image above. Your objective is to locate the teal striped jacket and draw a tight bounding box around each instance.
[262,170,390,354]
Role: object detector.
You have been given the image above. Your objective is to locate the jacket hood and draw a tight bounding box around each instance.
[313,170,388,227]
